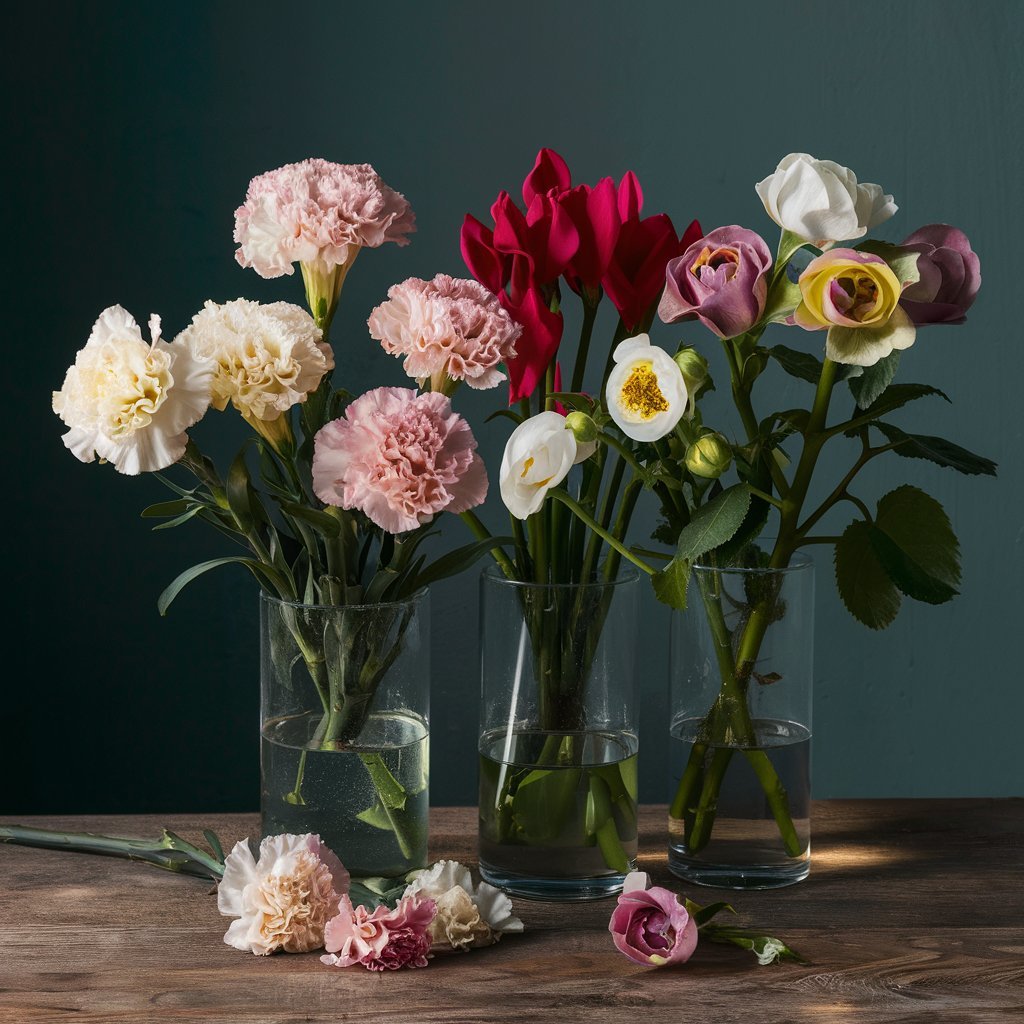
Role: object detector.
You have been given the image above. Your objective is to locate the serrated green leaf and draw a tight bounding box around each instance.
[767,345,862,385]
[858,383,950,421]
[849,350,900,409]
[652,555,691,610]
[673,485,752,564]
[871,485,960,604]
[834,521,902,629]
[873,423,997,477]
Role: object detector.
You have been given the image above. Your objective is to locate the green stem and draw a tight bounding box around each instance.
[548,489,655,577]
[461,510,516,578]
[571,298,600,393]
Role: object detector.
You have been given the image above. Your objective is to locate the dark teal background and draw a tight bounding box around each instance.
[6,1,1022,814]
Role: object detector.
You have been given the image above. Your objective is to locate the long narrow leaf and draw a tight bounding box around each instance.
[415,536,515,589]
[157,556,290,615]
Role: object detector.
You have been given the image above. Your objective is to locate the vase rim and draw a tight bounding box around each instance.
[481,565,641,589]
[259,587,428,612]
[692,551,813,574]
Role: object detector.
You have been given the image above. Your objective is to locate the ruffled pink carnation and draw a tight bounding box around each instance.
[368,274,521,390]
[321,894,436,971]
[312,387,488,534]
[234,159,415,278]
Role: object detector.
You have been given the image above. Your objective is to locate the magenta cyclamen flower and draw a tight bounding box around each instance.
[234,159,415,279]
[321,894,436,971]
[898,224,981,325]
[368,274,521,391]
[312,387,488,534]
[609,882,698,967]
[659,226,773,339]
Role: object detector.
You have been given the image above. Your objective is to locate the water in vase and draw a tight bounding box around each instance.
[478,729,638,900]
[668,716,810,888]
[262,710,428,877]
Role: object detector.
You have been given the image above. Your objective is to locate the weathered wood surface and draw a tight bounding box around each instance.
[1,801,1022,1024]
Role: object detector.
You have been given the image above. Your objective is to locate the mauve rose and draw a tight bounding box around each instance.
[609,884,698,967]
[659,226,773,339]
[899,224,980,325]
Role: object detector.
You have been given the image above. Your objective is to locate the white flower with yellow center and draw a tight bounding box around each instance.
[605,334,688,442]
[499,411,592,520]
[52,305,213,475]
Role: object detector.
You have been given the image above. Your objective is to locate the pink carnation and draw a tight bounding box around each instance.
[368,274,521,391]
[312,387,488,534]
[234,159,415,279]
[321,894,436,971]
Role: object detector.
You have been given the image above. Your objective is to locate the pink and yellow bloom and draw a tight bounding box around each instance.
[321,894,436,971]
[793,248,916,366]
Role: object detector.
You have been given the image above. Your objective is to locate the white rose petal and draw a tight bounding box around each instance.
[52,305,212,475]
[605,334,688,442]
[755,152,896,247]
[498,411,578,520]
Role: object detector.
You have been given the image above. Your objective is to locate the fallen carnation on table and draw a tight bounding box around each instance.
[609,872,806,967]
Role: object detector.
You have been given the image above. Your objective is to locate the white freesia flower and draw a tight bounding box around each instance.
[217,833,348,956]
[177,298,332,424]
[755,153,897,248]
[52,305,212,476]
[605,335,688,442]
[499,411,589,520]
[405,859,523,952]
[756,937,788,965]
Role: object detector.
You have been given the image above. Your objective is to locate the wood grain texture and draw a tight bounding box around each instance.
[1,800,1022,1024]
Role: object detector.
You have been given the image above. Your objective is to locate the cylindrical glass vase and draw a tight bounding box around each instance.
[260,590,429,877]
[668,555,813,889]
[478,568,640,901]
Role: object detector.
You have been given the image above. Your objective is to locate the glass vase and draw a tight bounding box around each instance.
[260,590,429,877]
[478,568,640,901]
[668,555,813,889]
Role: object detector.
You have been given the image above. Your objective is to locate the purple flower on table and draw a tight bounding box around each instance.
[609,875,698,967]
[898,224,981,325]
[658,226,773,339]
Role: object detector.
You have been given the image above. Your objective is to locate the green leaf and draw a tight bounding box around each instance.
[684,898,736,928]
[672,484,752,564]
[652,554,691,610]
[547,392,596,411]
[857,383,950,421]
[141,498,193,518]
[768,345,863,386]
[849,350,900,409]
[485,408,526,427]
[157,556,289,616]
[356,801,397,832]
[202,829,226,865]
[278,501,342,538]
[358,753,407,811]
[226,449,257,535]
[512,767,582,842]
[415,536,515,589]
[856,239,921,287]
[151,506,204,531]
[760,276,802,325]
[834,521,902,629]
[701,925,808,965]
[873,423,998,477]
[871,485,960,604]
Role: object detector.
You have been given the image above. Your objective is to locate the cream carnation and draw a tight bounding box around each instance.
[177,299,332,422]
[234,159,415,280]
[52,305,212,475]
[405,859,523,952]
[312,387,488,534]
[217,833,348,956]
[368,274,521,391]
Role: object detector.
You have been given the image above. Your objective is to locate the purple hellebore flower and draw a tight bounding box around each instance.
[899,224,981,325]
[658,225,773,339]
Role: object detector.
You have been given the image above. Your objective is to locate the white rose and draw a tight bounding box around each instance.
[755,153,897,248]
[605,334,688,442]
[499,410,588,520]
[177,298,332,423]
[52,306,212,476]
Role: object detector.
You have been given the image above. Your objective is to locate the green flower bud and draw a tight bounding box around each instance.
[685,432,732,479]
[673,346,709,393]
[564,410,599,443]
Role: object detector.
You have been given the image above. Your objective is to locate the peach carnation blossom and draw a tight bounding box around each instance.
[52,305,212,475]
[368,274,521,392]
[217,833,348,956]
[312,387,488,534]
[321,893,436,971]
[234,159,414,278]
[177,299,332,422]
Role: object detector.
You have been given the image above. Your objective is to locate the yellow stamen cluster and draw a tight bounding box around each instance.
[620,361,669,420]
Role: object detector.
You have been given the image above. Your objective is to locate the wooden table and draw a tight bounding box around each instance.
[1,801,1022,1023]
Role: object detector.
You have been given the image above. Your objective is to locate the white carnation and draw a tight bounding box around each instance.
[52,305,212,475]
[178,298,332,422]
